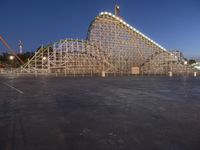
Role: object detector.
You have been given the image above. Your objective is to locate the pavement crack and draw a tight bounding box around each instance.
[11,107,29,150]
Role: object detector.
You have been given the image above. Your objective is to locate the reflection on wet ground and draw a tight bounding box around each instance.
[0,76,200,150]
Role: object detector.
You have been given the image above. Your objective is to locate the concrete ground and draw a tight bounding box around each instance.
[0,75,200,150]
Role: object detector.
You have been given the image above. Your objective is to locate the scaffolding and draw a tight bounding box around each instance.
[20,11,197,76]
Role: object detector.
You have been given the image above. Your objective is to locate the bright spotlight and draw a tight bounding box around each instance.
[9,56,14,60]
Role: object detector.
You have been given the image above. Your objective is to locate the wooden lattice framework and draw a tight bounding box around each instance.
[20,11,195,76]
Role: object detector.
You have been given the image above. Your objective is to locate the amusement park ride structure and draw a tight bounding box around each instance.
[9,6,198,76]
[0,35,24,65]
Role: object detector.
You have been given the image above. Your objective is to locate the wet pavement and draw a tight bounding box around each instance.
[0,75,200,150]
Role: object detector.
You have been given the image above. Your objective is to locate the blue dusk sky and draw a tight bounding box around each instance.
[0,0,200,58]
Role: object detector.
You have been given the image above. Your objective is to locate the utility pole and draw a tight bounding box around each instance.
[115,4,120,17]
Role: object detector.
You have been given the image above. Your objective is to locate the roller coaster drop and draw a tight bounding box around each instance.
[20,6,196,76]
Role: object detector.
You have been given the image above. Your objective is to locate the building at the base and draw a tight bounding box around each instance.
[192,62,200,71]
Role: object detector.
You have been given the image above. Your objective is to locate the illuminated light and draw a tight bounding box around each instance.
[43,57,47,60]
[100,12,104,15]
[9,56,14,60]
[184,61,188,65]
